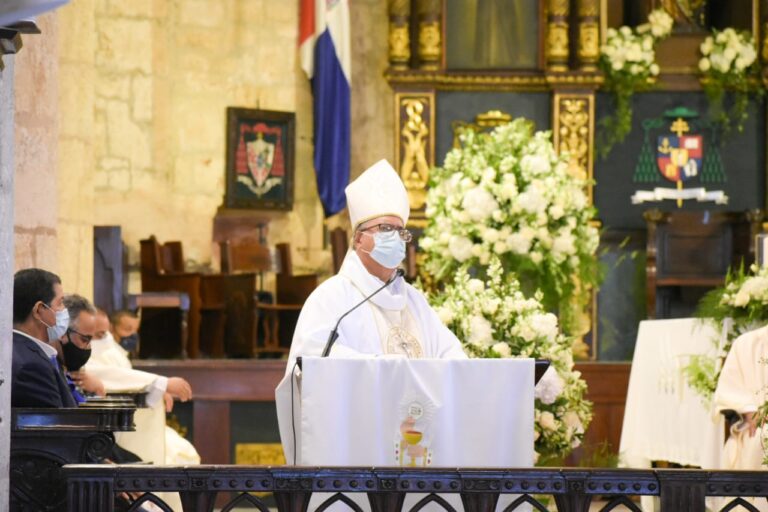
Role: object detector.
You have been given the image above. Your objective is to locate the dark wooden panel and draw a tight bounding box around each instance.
[566,362,631,466]
[133,360,286,402]
[193,400,230,464]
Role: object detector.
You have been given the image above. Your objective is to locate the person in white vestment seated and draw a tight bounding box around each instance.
[714,325,768,471]
[85,308,201,467]
[285,159,467,370]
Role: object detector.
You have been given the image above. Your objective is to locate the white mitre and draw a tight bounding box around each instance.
[345,159,410,228]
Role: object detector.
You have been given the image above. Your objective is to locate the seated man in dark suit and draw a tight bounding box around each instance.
[11,268,76,408]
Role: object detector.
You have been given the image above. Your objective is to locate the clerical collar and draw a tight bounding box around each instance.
[339,251,406,311]
[13,329,58,358]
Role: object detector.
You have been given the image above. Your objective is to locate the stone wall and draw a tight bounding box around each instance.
[14,14,60,274]
[14,0,394,296]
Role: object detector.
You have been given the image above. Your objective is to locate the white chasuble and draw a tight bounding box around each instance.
[282,250,466,373]
[714,325,768,471]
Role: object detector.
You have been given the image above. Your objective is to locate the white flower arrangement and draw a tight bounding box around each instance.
[430,259,592,461]
[685,264,768,402]
[597,9,673,157]
[699,28,757,75]
[421,119,599,336]
[698,28,761,134]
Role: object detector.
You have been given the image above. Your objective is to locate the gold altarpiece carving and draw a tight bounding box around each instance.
[384,0,768,357]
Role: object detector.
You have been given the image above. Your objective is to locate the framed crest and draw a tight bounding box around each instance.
[225,107,295,210]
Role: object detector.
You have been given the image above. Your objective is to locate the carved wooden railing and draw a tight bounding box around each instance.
[11,405,136,511]
[64,465,768,512]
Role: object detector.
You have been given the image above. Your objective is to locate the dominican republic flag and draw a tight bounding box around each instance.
[299,0,351,218]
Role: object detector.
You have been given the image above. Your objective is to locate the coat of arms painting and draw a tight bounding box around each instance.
[225,107,295,210]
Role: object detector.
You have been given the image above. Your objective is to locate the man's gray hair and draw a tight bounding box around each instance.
[63,294,96,327]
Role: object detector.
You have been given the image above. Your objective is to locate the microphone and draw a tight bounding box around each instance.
[321,268,405,357]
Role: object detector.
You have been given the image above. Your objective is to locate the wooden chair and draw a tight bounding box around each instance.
[142,238,255,358]
[220,240,317,355]
[94,227,190,358]
[644,209,763,319]
[330,227,348,274]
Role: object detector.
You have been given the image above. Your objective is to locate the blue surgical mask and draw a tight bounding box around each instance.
[364,230,406,269]
[41,303,70,342]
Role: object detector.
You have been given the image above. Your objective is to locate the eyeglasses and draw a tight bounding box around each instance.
[359,223,413,242]
[66,327,93,345]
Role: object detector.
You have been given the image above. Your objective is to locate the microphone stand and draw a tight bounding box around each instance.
[321,268,404,357]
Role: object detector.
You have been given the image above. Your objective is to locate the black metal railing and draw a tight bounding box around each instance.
[63,465,768,512]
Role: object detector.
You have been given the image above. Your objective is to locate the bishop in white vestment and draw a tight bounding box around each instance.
[276,159,469,511]
[284,158,466,372]
[714,325,768,472]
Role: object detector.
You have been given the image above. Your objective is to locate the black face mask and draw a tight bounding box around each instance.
[63,332,92,371]
[119,334,139,354]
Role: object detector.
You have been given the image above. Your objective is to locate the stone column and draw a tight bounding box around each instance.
[0,55,16,510]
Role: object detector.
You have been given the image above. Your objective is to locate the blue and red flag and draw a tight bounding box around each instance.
[299,0,351,217]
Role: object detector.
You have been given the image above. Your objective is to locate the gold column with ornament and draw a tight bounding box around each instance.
[546,0,571,72]
[395,91,435,228]
[388,0,411,71]
[416,0,441,71]
[553,93,595,203]
[553,92,598,359]
[576,0,600,72]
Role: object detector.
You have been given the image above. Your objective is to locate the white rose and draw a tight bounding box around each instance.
[742,44,757,66]
[467,278,485,294]
[538,411,557,431]
[482,167,496,182]
[723,47,737,62]
[491,342,511,358]
[437,307,454,325]
[700,37,713,55]
[650,63,660,76]
[448,236,474,262]
[563,411,584,433]
[507,233,532,254]
[493,241,509,254]
[468,315,494,347]
[530,251,543,264]
[535,367,564,405]
[530,312,559,342]
[419,237,435,250]
[520,154,550,175]
[553,232,576,257]
[548,205,565,220]
[462,187,499,222]
[733,290,750,307]
[482,298,500,315]
[484,228,500,243]
[699,58,711,72]
[517,188,547,214]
